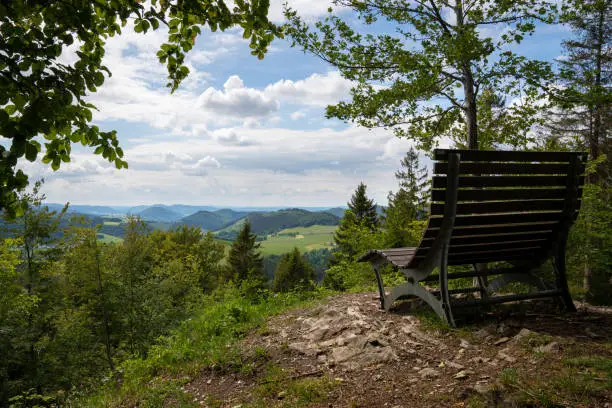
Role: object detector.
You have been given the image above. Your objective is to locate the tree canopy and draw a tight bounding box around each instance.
[272,247,315,292]
[285,0,556,151]
[0,0,277,216]
[347,182,379,230]
[228,220,266,287]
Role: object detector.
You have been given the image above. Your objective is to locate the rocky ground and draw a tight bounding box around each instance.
[184,293,612,408]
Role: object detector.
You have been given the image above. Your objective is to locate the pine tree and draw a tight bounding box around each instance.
[272,248,315,292]
[384,148,429,248]
[539,0,611,302]
[347,182,379,230]
[228,220,265,286]
[543,0,610,180]
[332,183,379,262]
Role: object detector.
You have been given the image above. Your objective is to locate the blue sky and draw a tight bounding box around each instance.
[22,1,571,207]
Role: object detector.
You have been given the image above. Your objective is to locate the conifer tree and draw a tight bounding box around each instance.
[384,148,429,248]
[228,220,265,286]
[542,0,610,181]
[539,0,611,303]
[347,182,379,230]
[333,183,379,261]
[272,248,315,292]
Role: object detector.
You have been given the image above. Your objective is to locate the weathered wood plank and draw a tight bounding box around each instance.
[434,149,587,162]
[431,188,581,202]
[430,199,568,215]
[433,175,583,189]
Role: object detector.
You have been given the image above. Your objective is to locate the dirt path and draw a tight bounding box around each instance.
[184,293,612,408]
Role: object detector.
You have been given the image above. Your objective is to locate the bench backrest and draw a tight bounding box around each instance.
[407,149,587,268]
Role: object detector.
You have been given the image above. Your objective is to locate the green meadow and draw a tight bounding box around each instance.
[259,225,336,255]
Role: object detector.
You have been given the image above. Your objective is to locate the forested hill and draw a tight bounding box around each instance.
[215,208,340,240]
[137,206,183,222]
[180,209,249,231]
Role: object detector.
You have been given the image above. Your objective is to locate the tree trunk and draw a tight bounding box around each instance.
[584,3,607,301]
[454,1,478,150]
[463,67,479,150]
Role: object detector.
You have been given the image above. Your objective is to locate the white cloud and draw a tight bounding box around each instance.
[268,0,338,22]
[35,124,419,206]
[290,110,308,120]
[265,71,353,106]
[196,76,279,117]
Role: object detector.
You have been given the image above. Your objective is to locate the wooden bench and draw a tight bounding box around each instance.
[358,149,587,327]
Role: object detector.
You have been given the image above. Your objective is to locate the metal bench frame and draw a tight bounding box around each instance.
[359,149,587,327]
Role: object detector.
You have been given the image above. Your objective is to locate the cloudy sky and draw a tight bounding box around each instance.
[26,0,570,207]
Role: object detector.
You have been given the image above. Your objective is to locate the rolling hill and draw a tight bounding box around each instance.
[137,206,183,222]
[319,207,346,218]
[215,208,340,240]
[180,209,249,231]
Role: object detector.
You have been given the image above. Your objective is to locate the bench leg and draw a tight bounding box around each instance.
[385,281,451,325]
[439,243,456,327]
[372,264,386,310]
[552,245,577,312]
[473,263,489,300]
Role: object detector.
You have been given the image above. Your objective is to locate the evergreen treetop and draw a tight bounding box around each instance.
[348,182,379,230]
[228,220,265,285]
[272,247,315,293]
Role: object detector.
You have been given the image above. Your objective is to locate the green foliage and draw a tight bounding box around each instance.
[0,190,229,404]
[539,0,610,181]
[82,286,326,407]
[284,0,556,151]
[272,247,315,292]
[567,179,612,304]
[383,148,429,248]
[326,213,385,291]
[0,0,279,215]
[348,183,379,230]
[227,220,266,289]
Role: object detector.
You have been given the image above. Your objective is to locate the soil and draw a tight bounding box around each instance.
[183,293,612,408]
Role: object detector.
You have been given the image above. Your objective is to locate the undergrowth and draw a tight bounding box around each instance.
[77,284,333,407]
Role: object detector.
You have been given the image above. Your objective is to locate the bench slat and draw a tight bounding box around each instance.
[430,199,568,215]
[412,250,543,265]
[422,222,557,239]
[421,231,554,246]
[428,211,576,228]
[431,188,582,202]
[434,162,580,175]
[434,149,586,162]
[447,251,543,265]
[432,175,583,189]
[416,243,545,258]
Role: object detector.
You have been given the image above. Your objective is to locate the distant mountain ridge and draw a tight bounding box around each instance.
[44,203,347,218]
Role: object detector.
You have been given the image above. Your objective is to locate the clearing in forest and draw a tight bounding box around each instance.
[259,225,336,255]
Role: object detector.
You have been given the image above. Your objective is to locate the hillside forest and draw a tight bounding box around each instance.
[0,0,610,407]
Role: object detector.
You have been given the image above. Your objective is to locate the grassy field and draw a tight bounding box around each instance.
[102,221,121,226]
[259,225,336,255]
[97,233,123,244]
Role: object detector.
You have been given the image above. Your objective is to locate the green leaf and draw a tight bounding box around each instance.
[93,72,104,86]
[25,142,38,161]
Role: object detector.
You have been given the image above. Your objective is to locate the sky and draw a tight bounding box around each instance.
[22,0,571,207]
